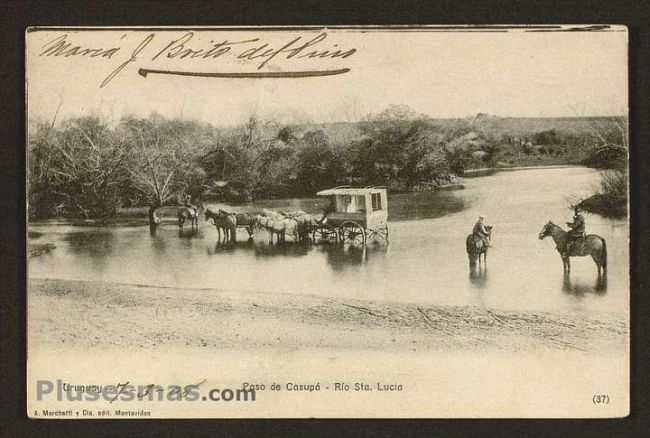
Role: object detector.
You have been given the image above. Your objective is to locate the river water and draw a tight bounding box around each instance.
[28,167,629,317]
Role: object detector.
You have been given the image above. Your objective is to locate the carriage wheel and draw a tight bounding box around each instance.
[312,224,338,244]
[339,221,366,245]
[374,224,389,243]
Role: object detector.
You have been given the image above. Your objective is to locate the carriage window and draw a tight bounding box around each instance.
[371,193,382,211]
[338,195,354,213]
[355,195,366,212]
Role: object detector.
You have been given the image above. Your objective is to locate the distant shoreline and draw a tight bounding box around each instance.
[464,164,578,176]
[27,165,584,226]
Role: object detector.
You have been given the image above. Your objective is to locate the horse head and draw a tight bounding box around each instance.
[253,214,265,230]
[538,220,554,240]
[255,214,266,228]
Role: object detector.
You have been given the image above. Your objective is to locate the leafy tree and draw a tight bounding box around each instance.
[120,114,210,229]
[294,130,342,194]
[201,115,284,202]
[28,116,127,221]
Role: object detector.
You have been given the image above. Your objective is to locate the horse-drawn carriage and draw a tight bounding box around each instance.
[200,186,389,246]
[312,186,389,245]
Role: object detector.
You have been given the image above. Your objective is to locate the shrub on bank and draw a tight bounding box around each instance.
[577,170,627,219]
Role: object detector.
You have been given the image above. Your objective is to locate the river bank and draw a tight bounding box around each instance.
[28,277,628,354]
[463,163,576,176]
[28,164,588,227]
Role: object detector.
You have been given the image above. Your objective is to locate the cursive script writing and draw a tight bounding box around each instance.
[38,32,357,88]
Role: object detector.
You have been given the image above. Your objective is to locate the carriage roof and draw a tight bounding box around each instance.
[316,186,386,197]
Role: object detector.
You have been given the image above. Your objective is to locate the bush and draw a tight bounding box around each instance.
[577,170,627,218]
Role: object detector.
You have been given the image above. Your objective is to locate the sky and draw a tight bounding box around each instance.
[26,26,628,127]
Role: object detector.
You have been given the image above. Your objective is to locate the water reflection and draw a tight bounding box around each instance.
[28,167,628,317]
[62,230,116,275]
[177,228,200,239]
[562,273,608,297]
[206,240,239,255]
[253,242,311,258]
[64,231,115,258]
[469,266,489,289]
[320,244,390,271]
[386,191,466,221]
[178,229,204,249]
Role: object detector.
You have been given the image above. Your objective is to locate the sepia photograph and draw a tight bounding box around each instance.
[25,25,629,418]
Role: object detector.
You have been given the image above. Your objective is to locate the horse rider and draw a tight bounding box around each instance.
[472,215,491,248]
[564,206,586,257]
[183,194,197,215]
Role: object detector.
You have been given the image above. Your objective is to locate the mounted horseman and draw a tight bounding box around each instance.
[177,194,201,230]
[564,206,586,258]
[466,215,492,268]
[472,215,492,249]
[538,207,607,274]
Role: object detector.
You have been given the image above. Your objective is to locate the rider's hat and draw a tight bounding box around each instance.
[478,214,485,219]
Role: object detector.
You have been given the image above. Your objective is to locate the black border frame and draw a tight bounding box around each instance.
[2,1,649,436]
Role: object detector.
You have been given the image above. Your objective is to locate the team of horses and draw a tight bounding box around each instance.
[256,209,324,244]
[199,206,325,244]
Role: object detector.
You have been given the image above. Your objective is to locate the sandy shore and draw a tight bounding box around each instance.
[28,278,627,355]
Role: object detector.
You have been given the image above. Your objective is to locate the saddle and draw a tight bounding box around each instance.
[182,205,197,216]
[570,232,586,243]
[566,233,586,254]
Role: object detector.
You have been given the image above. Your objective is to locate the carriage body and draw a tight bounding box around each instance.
[314,187,389,244]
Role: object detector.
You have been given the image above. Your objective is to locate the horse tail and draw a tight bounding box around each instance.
[601,238,607,269]
[466,235,474,254]
[466,234,477,267]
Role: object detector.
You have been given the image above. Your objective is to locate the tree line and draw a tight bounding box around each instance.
[28,105,627,225]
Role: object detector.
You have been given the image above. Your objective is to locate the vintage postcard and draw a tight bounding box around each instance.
[26,25,629,418]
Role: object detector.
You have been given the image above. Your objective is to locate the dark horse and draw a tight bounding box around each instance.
[538,221,607,275]
[177,203,204,230]
[204,208,237,243]
[219,209,258,239]
[466,225,492,268]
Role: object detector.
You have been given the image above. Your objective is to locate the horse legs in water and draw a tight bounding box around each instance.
[593,238,608,276]
[539,222,607,275]
[478,251,487,266]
